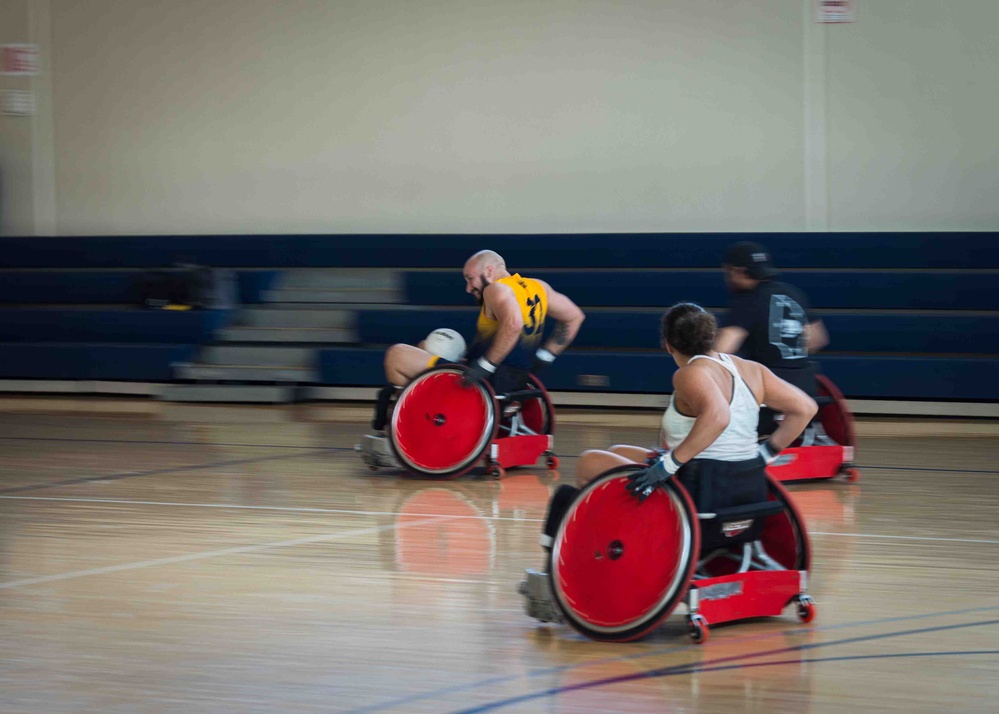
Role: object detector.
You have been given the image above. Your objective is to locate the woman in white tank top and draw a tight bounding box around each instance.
[661,352,759,462]
[577,303,817,501]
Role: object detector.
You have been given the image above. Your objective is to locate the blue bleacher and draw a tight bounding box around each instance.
[0,308,230,343]
[0,344,198,381]
[316,349,999,400]
[2,233,996,402]
[3,233,997,269]
[355,309,999,355]
[0,266,267,382]
[0,270,281,305]
[403,271,997,311]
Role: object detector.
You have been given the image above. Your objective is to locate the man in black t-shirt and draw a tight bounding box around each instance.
[716,241,828,404]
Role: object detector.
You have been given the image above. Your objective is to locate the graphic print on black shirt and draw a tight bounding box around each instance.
[725,280,813,370]
[768,293,807,360]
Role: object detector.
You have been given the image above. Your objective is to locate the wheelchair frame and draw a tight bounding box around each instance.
[525,464,814,643]
[765,374,861,483]
[364,364,559,479]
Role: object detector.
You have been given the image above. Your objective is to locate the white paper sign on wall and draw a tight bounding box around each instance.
[1,90,36,116]
[1,44,41,75]
[816,0,855,23]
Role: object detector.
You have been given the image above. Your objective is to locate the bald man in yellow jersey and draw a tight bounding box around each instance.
[371,250,585,434]
[386,250,584,390]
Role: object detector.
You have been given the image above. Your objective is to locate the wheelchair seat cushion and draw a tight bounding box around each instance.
[492,365,531,395]
[677,457,773,553]
[677,457,767,513]
[703,500,785,522]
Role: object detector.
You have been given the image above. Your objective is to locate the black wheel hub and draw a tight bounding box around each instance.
[607,540,625,560]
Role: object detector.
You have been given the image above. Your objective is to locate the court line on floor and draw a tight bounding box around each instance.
[856,464,999,475]
[0,514,454,591]
[0,448,334,495]
[808,531,999,545]
[2,435,997,475]
[4,487,998,707]
[0,435,354,450]
[451,619,999,713]
[4,495,999,546]
[340,603,999,714]
[457,651,999,714]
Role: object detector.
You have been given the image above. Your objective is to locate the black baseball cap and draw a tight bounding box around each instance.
[723,241,779,280]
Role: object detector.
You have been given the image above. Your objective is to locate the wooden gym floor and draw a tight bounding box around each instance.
[0,397,997,713]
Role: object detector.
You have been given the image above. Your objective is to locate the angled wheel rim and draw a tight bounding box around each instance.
[519,375,554,435]
[550,465,697,637]
[760,475,811,571]
[390,366,497,477]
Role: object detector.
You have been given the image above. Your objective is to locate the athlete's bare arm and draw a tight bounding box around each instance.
[481,282,524,365]
[538,281,585,357]
[734,356,817,451]
[805,319,829,354]
[714,326,747,354]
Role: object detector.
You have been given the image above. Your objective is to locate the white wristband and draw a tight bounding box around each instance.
[662,451,684,475]
[758,441,779,465]
[477,356,497,373]
[535,348,556,363]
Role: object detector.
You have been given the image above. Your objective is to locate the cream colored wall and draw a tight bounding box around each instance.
[825,1,999,230]
[4,0,997,236]
[46,0,805,235]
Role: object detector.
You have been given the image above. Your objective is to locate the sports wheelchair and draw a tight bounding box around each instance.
[765,374,860,483]
[519,462,814,643]
[357,364,559,479]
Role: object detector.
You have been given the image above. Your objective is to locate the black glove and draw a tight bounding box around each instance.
[462,356,497,387]
[625,452,684,502]
[531,348,556,375]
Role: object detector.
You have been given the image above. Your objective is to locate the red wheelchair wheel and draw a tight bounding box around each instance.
[697,474,811,579]
[816,374,857,449]
[549,465,700,642]
[389,366,498,479]
[518,374,555,436]
[759,476,811,571]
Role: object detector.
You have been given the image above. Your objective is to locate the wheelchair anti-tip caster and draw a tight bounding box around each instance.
[795,594,817,623]
[536,464,812,643]
[687,614,709,644]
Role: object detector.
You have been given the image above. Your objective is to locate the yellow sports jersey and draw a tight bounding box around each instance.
[471,274,548,370]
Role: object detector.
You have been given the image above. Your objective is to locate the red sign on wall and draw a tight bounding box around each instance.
[816,0,855,23]
[1,44,41,76]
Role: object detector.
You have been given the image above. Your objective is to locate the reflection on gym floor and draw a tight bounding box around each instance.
[1,399,997,713]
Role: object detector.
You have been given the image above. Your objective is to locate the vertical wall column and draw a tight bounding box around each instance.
[0,0,54,236]
[802,0,829,232]
[29,0,56,235]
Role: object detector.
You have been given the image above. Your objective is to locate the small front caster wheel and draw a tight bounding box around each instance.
[796,595,816,623]
[688,614,709,644]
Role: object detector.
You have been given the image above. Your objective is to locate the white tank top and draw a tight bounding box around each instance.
[660,353,760,462]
